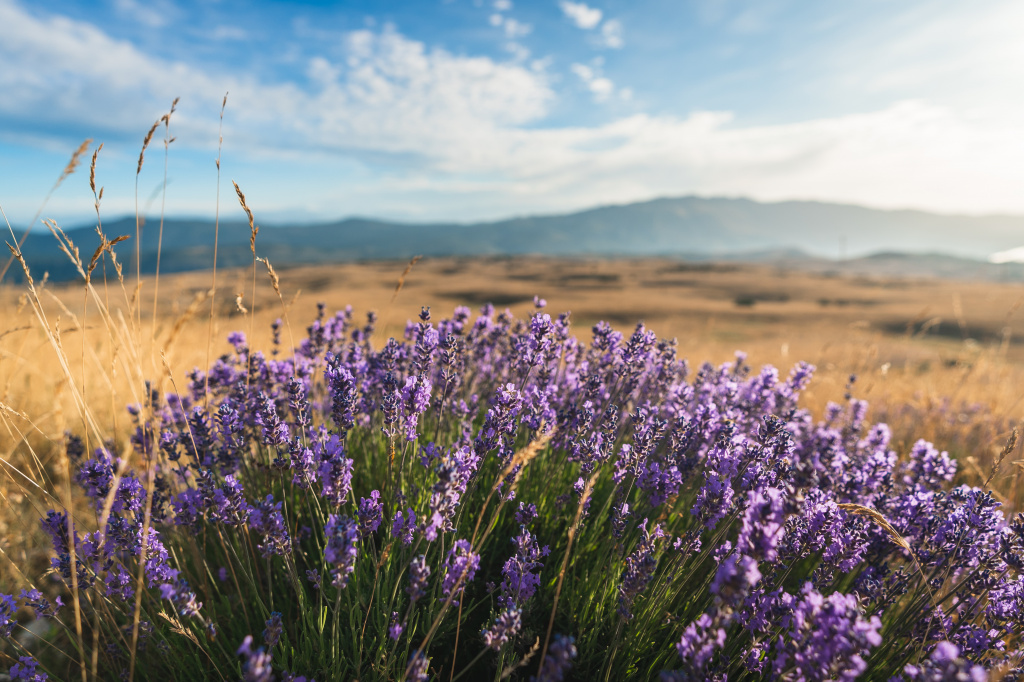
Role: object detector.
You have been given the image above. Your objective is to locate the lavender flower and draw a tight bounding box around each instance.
[482,607,522,650]
[532,634,577,682]
[0,592,17,637]
[264,611,283,648]
[159,579,202,619]
[19,589,59,619]
[773,583,883,682]
[407,555,431,602]
[248,495,292,558]
[237,635,274,682]
[357,490,382,537]
[388,611,404,641]
[392,508,417,546]
[316,435,353,507]
[324,515,359,588]
[710,554,761,601]
[422,445,479,541]
[498,526,549,609]
[737,486,785,562]
[441,540,480,605]
[9,656,48,681]
[618,520,665,619]
[254,390,290,447]
[673,613,726,673]
[515,502,538,525]
[324,356,357,435]
[903,641,987,681]
[405,652,430,682]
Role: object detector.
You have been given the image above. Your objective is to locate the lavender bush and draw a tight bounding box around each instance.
[3,300,1023,680]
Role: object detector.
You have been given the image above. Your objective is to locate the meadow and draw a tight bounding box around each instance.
[1,128,1023,680]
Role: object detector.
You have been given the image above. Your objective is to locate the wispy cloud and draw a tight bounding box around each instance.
[559,1,602,30]
[598,19,623,48]
[207,25,248,41]
[114,0,174,28]
[571,62,615,101]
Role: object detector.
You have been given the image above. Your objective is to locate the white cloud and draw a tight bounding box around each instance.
[493,0,512,10]
[502,17,532,39]
[0,2,554,169]
[208,25,248,41]
[505,41,531,62]
[571,62,615,101]
[559,1,602,30]
[489,12,531,39]
[114,0,171,28]
[989,247,1024,263]
[599,19,624,48]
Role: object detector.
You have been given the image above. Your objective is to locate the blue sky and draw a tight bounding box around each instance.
[2,0,1023,227]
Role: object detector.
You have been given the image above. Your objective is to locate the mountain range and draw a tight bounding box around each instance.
[4,196,1024,283]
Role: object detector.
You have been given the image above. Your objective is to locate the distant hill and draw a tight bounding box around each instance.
[4,196,1024,283]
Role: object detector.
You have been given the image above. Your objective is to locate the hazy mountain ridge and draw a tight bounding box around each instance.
[5,196,1023,283]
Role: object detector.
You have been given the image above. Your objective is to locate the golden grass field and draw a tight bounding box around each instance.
[2,252,1023,587]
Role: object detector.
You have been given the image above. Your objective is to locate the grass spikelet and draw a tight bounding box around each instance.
[60,138,93,186]
[232,180,258,252]
[89,142,103,196]
[256,256,281,299]
[137,120,160,176]
[836,503,910,549]
[984,427,1018,488]
[391,254,422,304]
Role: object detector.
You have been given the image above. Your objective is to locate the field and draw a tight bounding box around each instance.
[4,255,1022,497]
[1,245,1023,680]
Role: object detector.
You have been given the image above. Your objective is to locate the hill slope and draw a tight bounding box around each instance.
[5,196,1023,282]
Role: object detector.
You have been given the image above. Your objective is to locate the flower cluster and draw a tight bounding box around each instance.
[9,302,1022,681]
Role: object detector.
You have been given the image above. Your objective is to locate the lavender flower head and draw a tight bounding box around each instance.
[773,583,883,682]
[499,526,549,609]
[9,656,49,681]
[392,508,417,546]
[674,613,727,673]
[532,634,577,682]
[19,589,60,620]
[903,641,987,681]
[482,607,522,651]
[264,611,283,649]
[357,490,382,537]
[324,514,359,588]
[407,555,431,602]
[618,519,665,619]
[388,611,404,641]
[237,635,274,682]
[442,539,481,605]
[710,554,761,602]
[737,486,785,562]
[0,592,17,637]
[405,652,430,682]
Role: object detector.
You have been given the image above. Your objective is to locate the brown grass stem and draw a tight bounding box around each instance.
[205,92,228,408]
